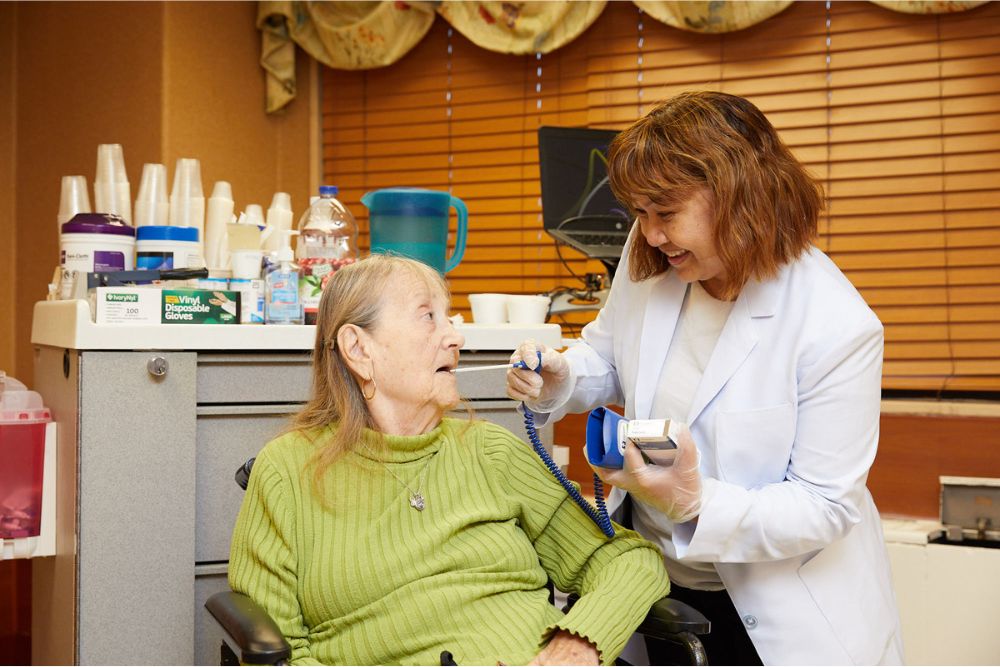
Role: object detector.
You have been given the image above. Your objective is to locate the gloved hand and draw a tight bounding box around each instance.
[506,339,571,411]
[591,422,703,523]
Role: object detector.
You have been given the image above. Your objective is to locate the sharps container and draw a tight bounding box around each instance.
[60,212,136,273]
[0,372,51,540]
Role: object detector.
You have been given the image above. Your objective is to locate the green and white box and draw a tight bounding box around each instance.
[96,287,161,324]
[161,289,240,324]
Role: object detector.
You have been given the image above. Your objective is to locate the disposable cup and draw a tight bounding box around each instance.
[169,158,205,228]
[506,295,551,324]
[58,175,92,228]
[469,293,509,324]
[134,163,169,228]
[94,144,131,223]
[231,250,264,280]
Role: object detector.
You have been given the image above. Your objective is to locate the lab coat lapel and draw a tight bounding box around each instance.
[634,273,687,420]
[686,289,760,426]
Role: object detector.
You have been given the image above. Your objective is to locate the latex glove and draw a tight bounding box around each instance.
[528,630,599,666]
[592,421,703,523]
[506,339,570,411]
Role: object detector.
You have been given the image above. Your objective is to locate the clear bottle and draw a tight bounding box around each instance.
[297,185,358,324]
[265,230,303,325]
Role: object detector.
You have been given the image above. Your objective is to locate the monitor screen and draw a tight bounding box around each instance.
[537,126,632,234]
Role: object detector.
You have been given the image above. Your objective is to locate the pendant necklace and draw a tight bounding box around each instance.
[381,455,434,511]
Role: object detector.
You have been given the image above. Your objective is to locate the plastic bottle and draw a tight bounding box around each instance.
[265,230,303,325]
[296,185,358,325]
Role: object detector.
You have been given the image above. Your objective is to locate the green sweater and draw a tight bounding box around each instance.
[229,418,669,666]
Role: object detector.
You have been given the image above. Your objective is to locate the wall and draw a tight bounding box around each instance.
[0,3,17,377]
[10,1,314,387]
[0,3,313,663]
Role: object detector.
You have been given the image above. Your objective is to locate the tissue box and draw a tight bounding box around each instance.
[96,287,241,324]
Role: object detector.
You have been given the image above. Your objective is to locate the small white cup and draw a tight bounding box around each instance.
[469,293,509,324]
[231,249,264,280]
[506,295,551,324]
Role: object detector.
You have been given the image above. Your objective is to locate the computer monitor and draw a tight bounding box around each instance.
[537,126,633,264]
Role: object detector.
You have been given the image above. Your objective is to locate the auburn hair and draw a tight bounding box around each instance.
[607,91,823,300]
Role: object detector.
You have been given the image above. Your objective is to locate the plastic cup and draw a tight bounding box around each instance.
[469,293,509,324]
[244,204,265,228]
[93,144,131,224]
[169,158,205,228]
[134,163,169,228]
[506,295,551,324]
[58,175,92,229]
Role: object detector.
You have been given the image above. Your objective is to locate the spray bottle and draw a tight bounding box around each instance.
[265,230,303,325]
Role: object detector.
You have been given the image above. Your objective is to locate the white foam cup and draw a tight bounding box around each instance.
[469,293,509,324]
[231,250,264,280]
[506,295,551,324]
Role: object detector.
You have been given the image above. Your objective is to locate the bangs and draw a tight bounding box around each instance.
[609,124,705,211]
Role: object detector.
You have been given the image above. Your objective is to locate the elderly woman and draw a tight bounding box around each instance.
[228,255,669,666]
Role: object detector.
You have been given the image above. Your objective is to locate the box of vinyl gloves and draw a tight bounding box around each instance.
[96,287,241,324]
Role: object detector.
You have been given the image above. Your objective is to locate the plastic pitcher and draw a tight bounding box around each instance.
[0,373,51,540]
[361,188,467,274]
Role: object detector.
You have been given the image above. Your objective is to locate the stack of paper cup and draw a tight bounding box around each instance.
[169,158,205,255]
[204,181,234,270]
[93,144,132,225]
[134,163,169,228]
[57,175,92,233]
[264,193,293,254]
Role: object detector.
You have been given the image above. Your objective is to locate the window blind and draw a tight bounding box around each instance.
[321,0,1000,392]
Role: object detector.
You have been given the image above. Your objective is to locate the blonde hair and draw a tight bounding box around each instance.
[608,91,823,300]
[293,254,450,495]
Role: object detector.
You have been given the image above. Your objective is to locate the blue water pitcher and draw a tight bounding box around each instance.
[361,187,468,274]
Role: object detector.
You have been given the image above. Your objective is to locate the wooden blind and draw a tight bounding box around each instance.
[321,0,1000,393]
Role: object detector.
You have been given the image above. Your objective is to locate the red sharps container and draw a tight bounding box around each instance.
[0,372,51,540]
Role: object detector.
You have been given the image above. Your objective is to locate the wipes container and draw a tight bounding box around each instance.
[60,213,135,273]
[136,225,201,270]
[0,373,51,540]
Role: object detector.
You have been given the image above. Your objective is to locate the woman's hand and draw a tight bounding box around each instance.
[592,422,703,523]
[506,340,570,409]
[528,630,599,665]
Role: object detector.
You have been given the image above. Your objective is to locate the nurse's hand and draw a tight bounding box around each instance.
[506,340,570,409]
[592,422,703,523]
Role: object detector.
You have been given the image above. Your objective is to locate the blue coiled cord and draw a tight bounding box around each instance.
[522,407,614,538]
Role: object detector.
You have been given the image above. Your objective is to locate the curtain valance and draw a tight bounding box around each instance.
[259,0,988,112]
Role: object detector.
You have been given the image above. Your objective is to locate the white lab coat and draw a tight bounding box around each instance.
[535,242,904,665]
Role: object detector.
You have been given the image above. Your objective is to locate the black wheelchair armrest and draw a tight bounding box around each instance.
[637,596,711,665]
[638,595,710,638]
[205,591,291,665]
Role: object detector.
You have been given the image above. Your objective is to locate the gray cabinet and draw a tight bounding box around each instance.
[33,346,549,665]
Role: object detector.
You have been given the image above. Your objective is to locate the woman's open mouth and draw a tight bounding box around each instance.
[664,248,689,266]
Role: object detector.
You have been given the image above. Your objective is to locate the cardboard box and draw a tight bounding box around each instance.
[96,287,241,325]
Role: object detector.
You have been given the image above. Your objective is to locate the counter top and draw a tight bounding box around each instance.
[31,300,562,352]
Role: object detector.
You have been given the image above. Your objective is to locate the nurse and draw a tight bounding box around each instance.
[508,91,903,666]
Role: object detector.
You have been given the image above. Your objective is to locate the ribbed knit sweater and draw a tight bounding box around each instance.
[229,418,669,666]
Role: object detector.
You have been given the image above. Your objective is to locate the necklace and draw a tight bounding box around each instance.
[381,455,434,511]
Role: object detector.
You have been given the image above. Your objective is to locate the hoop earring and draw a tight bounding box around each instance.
[362,376,377,401]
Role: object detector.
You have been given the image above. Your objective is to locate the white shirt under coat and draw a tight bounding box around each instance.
[531,233,904,665]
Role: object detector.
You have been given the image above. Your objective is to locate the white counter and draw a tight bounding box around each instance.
[30,300,562,351]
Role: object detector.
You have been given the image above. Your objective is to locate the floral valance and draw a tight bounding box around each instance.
[258,0,988,113]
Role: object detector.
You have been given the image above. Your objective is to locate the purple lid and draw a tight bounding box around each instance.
[61,213,135,237]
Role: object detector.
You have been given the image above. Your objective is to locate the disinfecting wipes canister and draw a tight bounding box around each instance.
[60,213,135,273]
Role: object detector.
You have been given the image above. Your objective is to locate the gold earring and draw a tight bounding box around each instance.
[362,376,377,401]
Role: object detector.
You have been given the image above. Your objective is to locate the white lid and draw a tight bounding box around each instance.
[0,371,51,424]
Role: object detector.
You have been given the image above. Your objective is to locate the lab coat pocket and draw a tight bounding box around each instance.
[797,532,894,665]
[716,403,795,487]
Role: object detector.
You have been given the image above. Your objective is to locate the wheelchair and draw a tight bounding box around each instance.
[205,458,711,665]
